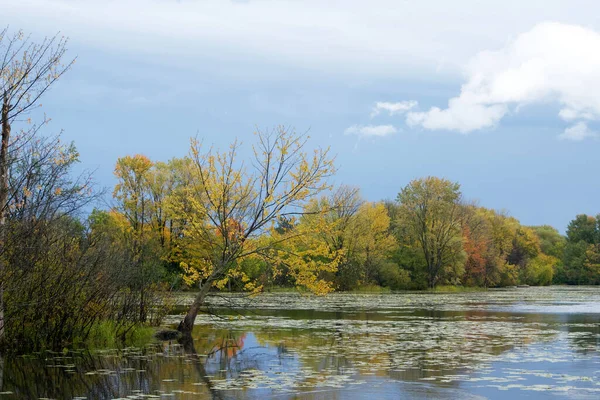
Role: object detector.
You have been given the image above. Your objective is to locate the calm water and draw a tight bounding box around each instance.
[2,286,600,399]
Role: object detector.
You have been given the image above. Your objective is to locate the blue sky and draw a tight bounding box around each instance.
[3,0,600,232]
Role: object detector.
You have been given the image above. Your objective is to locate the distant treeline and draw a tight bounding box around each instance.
[97,157,598,293]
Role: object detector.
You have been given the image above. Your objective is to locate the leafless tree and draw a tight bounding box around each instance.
[0,27,74,340]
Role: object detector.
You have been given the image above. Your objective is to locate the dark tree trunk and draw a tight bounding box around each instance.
[178,281,212,335]
[0,94,10,341]
[178,302,200,335]
[139,286,146,323]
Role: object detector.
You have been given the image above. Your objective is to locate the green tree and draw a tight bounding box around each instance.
[582,245,600,285]
[566,214,598,244]
[530,225,566,283]
[531,225,566,259]
[385,200,425,288]
[522,254,555,286]
[563,240,589,284]
[563,214,600,285]
[396,177,465,288]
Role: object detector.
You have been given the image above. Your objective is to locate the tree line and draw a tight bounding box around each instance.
[106,159,594,296]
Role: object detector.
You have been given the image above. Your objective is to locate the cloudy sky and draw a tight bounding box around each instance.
[3,0,600,231]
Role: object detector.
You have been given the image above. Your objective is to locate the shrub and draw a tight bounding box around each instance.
[378,262,412,290]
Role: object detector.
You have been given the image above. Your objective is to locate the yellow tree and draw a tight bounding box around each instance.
[113,154,160,323]
[113,155,154,253]
[176,127,335,334]
[353,202,397,284]
[264,212,342,294]
[146,160,178,249]
[301,187,397,289]
[113,156,184,280]
[302,186,362,288]
[162,157,201,275]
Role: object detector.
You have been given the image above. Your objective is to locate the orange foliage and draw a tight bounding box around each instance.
[463,225,488,286]
[215,217,244,242]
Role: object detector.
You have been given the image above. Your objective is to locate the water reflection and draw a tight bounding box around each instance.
[0,287,599,399]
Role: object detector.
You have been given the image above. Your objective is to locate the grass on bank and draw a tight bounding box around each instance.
[78,321,156,350]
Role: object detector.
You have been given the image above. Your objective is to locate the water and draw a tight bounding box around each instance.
[1,286,600,399]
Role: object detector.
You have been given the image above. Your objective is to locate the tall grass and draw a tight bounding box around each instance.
[77,321,156,350]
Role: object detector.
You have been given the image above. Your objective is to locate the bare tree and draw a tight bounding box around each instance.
[0,27,74,340]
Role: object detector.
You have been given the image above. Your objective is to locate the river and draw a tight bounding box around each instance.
[1,286,599,399]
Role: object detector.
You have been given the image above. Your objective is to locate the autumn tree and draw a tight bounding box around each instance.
[0,28,74,340]
[174,127,335,334]
[265,207,342,294]
[302,187,397,289]
[301,186,362,289]
[581,244,600,285]
[530,225,565,283]
[396,177,465,288]
[146,160,179,249]
[460,206,555,287]
[462,224,488,286]
[459,203,488,286]
[354,202,398,285]
[112,155,176,323]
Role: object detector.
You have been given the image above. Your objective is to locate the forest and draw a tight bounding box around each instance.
[1,28,599,354]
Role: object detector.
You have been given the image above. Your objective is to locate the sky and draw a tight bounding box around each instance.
[3,0,600,232]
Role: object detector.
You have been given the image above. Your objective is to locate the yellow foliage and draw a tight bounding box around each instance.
[166,127,336,299]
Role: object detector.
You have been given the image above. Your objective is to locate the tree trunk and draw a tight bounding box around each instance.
[178,281,212,335]
[139,286,146,323]
[0,94,10,342]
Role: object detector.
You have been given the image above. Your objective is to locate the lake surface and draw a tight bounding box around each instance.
[2,286,600,399]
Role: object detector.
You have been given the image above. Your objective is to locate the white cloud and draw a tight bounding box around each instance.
[405,22,600,138]
[371,101,417,117]
[406,102,507,133]
[559,122,598,141]
[344,125,397,138]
